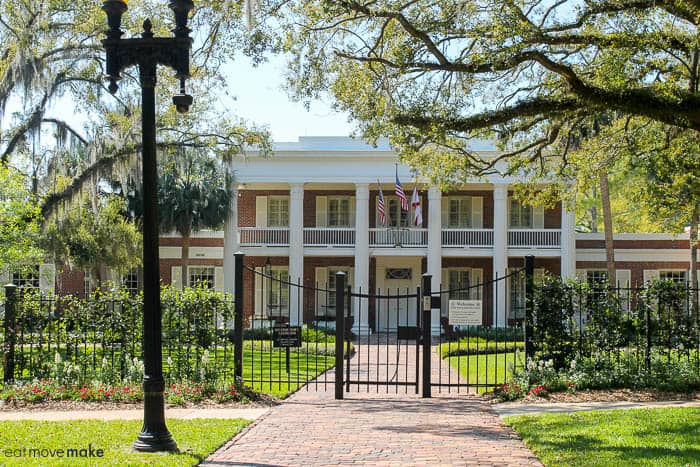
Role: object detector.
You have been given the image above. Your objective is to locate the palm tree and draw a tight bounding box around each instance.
[160,150,233,287]
[129,147,233,288]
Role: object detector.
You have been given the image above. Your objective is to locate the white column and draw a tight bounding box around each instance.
[223,184,239,295]
[289,183,305,326]
[427,187,442,335]
[353,183,371,335]
[561,202,576,280]
[493,184,508,327]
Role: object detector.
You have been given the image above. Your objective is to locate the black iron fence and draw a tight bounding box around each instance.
[531,276,700,388]
[1,285,236,385]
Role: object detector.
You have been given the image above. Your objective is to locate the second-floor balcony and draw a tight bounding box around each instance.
[239,227,562,249]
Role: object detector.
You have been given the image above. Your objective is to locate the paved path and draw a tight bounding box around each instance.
[0,407,270,421]
[202,337,541,466]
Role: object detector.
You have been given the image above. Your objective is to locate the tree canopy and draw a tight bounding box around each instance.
[252,0,700,181]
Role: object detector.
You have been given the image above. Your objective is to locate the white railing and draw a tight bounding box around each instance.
[369,228,428,247]
[239,227,290,246]
[508,229,561,248]
[442,229,494,247]
[303,228,355,247]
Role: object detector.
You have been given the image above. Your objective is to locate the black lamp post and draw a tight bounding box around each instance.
[101,0,194,452]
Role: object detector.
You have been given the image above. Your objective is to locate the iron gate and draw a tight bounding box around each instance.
[233,253,536,399]
[343,286,421,393]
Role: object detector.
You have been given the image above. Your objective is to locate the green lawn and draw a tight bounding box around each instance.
[0,418,248,466]
[505,407,700,467]
[446,351,524,393]
[242,346,335,397]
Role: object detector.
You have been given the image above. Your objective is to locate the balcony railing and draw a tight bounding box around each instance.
[369,228,428,247]
[508,229,561,248]
[239,227,289,246]
[442,229,493,247]
[304,228,355,247]
[239,227,563,249]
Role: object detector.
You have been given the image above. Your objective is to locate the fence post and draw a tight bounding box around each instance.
[234,252,244,381]
[524,255,535,361]
[334,272,346,400]
[3,284,17,384]
[422,274,432,398]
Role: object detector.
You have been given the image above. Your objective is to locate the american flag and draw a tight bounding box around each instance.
[395,173,408,211]
[377,185,386,226]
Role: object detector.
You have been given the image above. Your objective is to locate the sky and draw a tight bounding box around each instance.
[221,54,355,142]
[3,53,354,146]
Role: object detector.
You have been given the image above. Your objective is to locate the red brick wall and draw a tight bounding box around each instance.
[577,260,694,286]
[56,266,85,296]
[576,239,688,249]
[237,190,289,227]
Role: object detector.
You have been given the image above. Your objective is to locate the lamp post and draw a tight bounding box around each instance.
[101,0,194,452]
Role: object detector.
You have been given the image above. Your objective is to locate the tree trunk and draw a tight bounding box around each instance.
[181,225,191,290]
[600,170,616,288]
[590,186,598,233]
[690,205,699,323]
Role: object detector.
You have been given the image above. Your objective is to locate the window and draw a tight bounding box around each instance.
[123,268,141,294]
[188,266,215,289]
[660,270,687,284]
[387,197,409,227]
[84,271,94,297]
[509,272,525,320]
[267,196,289,227]
[509,199,533,228]
[448,197,472,228]
[586,270,608,286]
[448,270,472,300]
[267,267,289,317]
[328,197,352,227]
[327,268,352,310]
[12,267,39,289]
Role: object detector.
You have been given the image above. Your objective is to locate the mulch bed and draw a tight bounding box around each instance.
[486,388,700,404]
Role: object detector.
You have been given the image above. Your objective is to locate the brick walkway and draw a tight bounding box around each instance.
[202,337,541,466]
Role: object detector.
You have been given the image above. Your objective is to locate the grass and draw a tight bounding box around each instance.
[505,407,700,467]
[242,346,335,397]
[446,351,524,393]
[2,342,342,399]
[0,418,248,466]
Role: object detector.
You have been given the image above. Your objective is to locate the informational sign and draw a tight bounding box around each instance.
[272,325,302,348]
[448,300,483,326]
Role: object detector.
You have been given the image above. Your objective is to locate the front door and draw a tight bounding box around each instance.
[375,257,421,332]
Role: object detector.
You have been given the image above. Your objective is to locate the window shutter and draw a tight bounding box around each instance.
[508,198,515,228]
[616,269,631,287]
[255,267,264,316]
[39,264,56,295]
[441,197,448,227]
[349,197,356,227]
[315,267,328,318]
[347,267,354,289]
[616,269,632,312]
[533,206,545,229]
[576,269,586,281]
[470,268,483,299]
[471,196,483,229]
[316,196,328,227]
[441,268,449,315]
[214,266,224,292]
[644,270,660,283]
[255,196,267,227]
[171,266,182,290]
